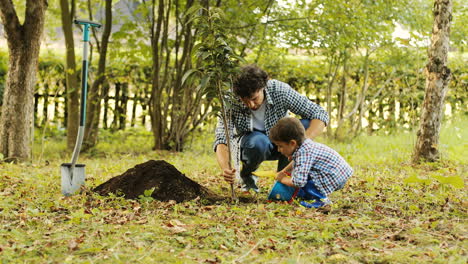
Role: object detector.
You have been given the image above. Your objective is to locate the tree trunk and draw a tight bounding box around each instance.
[367,101,375,135]
[0,0,48,162]
[325,55,340,137]
[387,93,396,130]
[130,93,138,127]
[149,0,165,150]
[338,53,347,121]
[102,81,110,129]
[62,79,68,127]
[141,92,148,127]
[119,82,128,130]
[112,82,121,129]
[83,0,113,150]
[54,81,61,123]
[355,50,370,135]
[59,0,80,150]
[42,83,49,127]
[413,0,452,163]
[34,93,39,127]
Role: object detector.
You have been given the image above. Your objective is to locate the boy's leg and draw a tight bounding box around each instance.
[296,180,331,208]
[296,180,327,200]
[240,131,275,191]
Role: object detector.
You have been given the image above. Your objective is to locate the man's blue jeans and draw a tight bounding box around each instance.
[239,119,310,190]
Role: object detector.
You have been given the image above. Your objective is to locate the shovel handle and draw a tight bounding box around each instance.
[70,19,98,166]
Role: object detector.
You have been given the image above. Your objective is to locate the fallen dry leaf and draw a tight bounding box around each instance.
[164,219,188,233]
[68,239,79,251]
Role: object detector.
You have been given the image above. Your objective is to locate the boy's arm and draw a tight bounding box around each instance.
[276,174,296,187]
[276,161,294,185]
[279,154,311,188]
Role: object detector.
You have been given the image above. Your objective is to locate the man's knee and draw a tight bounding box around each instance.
[300,119,310,130]
[241,132,272,161]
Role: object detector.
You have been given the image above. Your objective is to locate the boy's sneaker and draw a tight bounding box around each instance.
[300,198,331,208]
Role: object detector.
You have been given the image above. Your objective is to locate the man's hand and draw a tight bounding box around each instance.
[222,168,236,184]
[216,144,236,184]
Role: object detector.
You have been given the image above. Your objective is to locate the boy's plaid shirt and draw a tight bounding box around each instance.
[292,138,353,196]
[213,79,329,150]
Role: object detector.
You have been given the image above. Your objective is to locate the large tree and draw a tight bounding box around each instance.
[0,0,48,161]
[59,0,79,150]
[83,0,113,150]
[413,0,452,163]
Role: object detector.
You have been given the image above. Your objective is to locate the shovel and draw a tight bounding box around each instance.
[252,170,277,178]
[61,19,101,196]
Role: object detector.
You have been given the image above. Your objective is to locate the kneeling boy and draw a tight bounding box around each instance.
[269,117,353,208]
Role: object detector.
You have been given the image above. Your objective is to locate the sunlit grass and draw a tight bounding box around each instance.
[1,116,465,263]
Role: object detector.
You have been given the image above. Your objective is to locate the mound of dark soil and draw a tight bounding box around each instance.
[93,160,220,203]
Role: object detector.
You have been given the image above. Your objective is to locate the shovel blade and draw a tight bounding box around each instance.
[61,163,86,196]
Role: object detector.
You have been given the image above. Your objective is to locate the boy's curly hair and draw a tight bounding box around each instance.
[270,117,306,145]
[233,64,268,98]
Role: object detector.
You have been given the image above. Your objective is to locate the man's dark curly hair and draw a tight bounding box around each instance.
[233,65,269,98]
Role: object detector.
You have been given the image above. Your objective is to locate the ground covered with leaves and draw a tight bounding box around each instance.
[0,117,466,263]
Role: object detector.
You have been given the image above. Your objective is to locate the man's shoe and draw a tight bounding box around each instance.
[240,174,259,193]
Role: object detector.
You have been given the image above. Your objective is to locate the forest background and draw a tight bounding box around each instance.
[0,0,466,152]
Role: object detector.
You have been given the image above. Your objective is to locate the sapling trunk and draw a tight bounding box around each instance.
[216,79,237,201]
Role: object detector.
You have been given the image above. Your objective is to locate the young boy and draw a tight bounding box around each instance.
[269,117,353,208]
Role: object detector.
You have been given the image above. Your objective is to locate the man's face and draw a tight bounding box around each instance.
[240,89,265,110]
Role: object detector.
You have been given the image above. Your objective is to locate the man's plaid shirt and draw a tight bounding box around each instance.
[291,138,353,196]
[213,79,329,151]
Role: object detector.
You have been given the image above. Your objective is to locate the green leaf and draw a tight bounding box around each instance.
[184,5,202,18]
[200,74,212,90]
[181,69,199,86]
[143,187,155,197]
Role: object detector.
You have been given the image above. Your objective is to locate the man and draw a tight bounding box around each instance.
[214,64,328,192]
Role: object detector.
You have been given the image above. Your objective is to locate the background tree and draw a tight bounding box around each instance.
[413,0,452,163]
[83,0,113,151]
[1,0,465,153]
[0,0,48,161]
[59,0,79,150]
[119,0,216,151]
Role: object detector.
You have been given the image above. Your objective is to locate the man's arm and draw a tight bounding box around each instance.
[305,119,326,139]
[278,82,329,127]
[215,144,236,184]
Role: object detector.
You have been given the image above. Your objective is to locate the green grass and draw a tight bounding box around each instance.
[1,117,466,263]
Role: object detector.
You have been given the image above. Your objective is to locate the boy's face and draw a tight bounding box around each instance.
[240,88,265,110]
[274,140,298,158]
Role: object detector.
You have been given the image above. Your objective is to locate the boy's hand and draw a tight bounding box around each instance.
[275,171,288,183]
[222,168,236,184]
